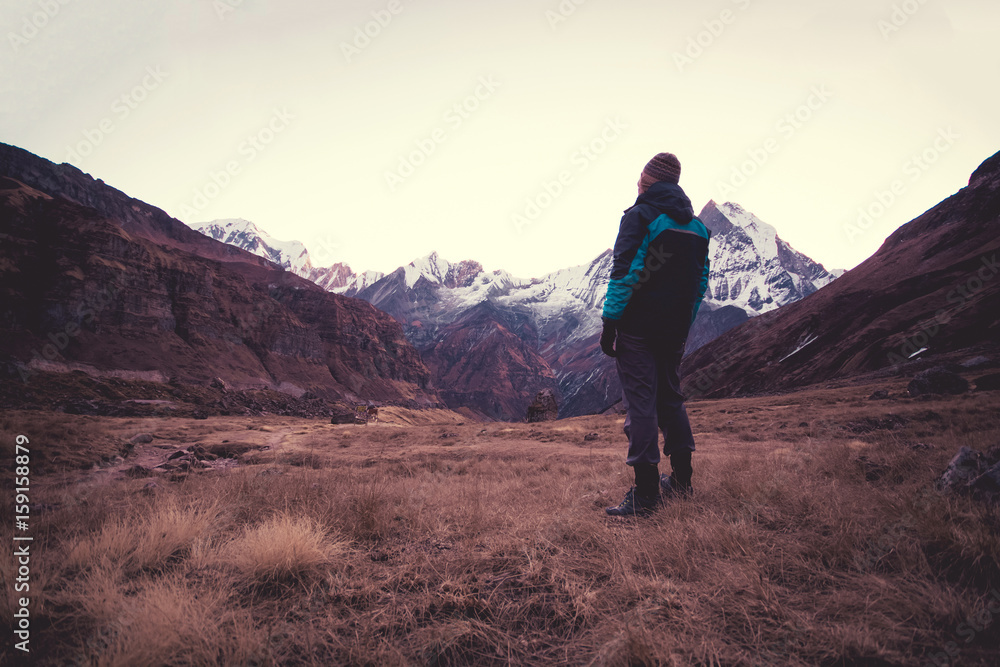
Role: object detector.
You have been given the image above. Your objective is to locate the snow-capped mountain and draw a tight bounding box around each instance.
[699,201,840,315]
[189,202,841,418]
[192,219,312,274]
[312,263,385,294]
[190,220,388,294]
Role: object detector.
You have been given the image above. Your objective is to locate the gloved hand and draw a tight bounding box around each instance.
[600,319,618,357]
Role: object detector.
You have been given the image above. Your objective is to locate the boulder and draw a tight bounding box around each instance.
[907,367,969,397]
[526,389,559,423]
[970,462,1000,502]
[959,356,992,369]
[974,373,1000,392]
[936,446,1000,504]
[130,433,154,445]
[204,442,257,459]
[936,446,985,492]
[330,406,356,425]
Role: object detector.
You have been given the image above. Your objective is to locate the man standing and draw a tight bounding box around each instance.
[600,152,711,517]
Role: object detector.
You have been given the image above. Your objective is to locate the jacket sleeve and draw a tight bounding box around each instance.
[602,206,649,321]
[691,253,710,325]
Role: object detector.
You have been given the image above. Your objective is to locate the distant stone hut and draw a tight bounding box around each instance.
[526,389,559,423]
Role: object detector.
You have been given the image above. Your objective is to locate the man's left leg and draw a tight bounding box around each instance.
[606,332,662,516]
[655,344,695,497]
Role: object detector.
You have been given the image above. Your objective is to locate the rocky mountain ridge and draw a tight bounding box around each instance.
[195,202,841,418]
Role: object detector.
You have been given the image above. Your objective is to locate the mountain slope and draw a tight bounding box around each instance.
[0,144,437,406]
[682,150,1000,398]
[421,301,560,420]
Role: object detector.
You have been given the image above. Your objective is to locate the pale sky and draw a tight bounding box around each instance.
[3,0,998,278]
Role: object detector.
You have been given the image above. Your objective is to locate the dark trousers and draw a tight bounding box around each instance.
[615,331,695,466]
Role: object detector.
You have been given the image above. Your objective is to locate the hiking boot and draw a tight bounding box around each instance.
[660,473,693,499]
[605,486,661,517]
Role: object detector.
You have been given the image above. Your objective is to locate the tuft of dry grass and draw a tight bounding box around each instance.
[213,513,346,585]
[93,576,263,667]
[64,498,221,575]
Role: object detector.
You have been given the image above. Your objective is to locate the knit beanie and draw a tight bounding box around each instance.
[641,152,681,187]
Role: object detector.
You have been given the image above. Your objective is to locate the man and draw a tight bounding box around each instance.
[600,152,711,517]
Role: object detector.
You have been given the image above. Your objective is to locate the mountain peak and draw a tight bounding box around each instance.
[697,201,837,315]
[404,252,484,289]
[192,218,312,274]
[969,149,1000,189]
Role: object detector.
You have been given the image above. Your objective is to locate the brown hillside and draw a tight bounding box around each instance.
[683,150,1000,398]
[0,173,436,406]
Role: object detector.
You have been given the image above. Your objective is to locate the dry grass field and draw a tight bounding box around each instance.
[2,381,999,666]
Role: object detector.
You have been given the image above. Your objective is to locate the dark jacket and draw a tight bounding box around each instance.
[601,181,711,344]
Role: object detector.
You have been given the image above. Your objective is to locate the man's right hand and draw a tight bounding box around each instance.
[600,319,618,357]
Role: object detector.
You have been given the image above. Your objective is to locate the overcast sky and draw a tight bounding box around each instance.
[3,0,998,278]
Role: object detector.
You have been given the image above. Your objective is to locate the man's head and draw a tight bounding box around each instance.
[638,152,681,193]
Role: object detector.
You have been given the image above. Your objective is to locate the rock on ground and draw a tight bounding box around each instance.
[974,373,1000,391]
[936,445,1000,505]
[907,367,969,397]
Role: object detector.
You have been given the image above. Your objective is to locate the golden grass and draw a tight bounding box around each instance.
[213,513,347,585]
[0,410,126,473]
[8,383,1000,665]
[94,576,263,667]
[64,498,221,575]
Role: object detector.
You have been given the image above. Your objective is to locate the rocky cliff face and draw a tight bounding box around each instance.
[0,144,437,406]
[683,150,1000,398]
[421,301,560,420]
